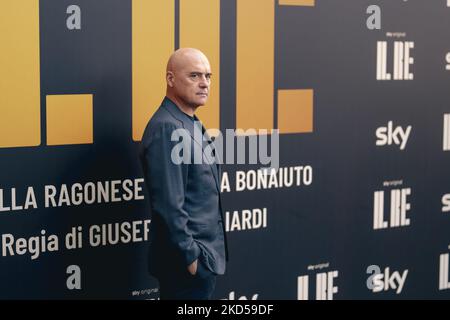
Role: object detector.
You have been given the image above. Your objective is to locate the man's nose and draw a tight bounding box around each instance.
[199,77,209,88]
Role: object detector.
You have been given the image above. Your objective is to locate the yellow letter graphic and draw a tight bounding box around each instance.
[180,0,220,132]
[237,0,274,133]
[132,0,174,141]
[237,0,314,134]
[0,1,40,148]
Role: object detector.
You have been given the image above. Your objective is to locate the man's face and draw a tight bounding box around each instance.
[170,54,212,108]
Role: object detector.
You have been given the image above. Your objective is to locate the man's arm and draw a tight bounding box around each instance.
[143,123,200,270]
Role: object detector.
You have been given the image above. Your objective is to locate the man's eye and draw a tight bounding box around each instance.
[190,74,198,78]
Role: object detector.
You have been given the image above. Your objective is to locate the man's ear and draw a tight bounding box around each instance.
[166,71,175,87]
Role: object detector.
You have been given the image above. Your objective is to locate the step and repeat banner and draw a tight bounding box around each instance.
[0,0,449,299]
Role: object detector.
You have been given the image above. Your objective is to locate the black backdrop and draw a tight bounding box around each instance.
[0,0,449,299]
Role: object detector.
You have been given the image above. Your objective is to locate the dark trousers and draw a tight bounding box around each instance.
[158,272,216,300]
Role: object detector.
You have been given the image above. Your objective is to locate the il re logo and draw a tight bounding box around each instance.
[376,40,414,81]
[373,188,411,230]
[297,270,339,300]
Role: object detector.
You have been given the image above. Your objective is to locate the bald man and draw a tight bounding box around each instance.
[139,48,228,300]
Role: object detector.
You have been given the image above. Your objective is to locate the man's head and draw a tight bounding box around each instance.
[165,48,212,112]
